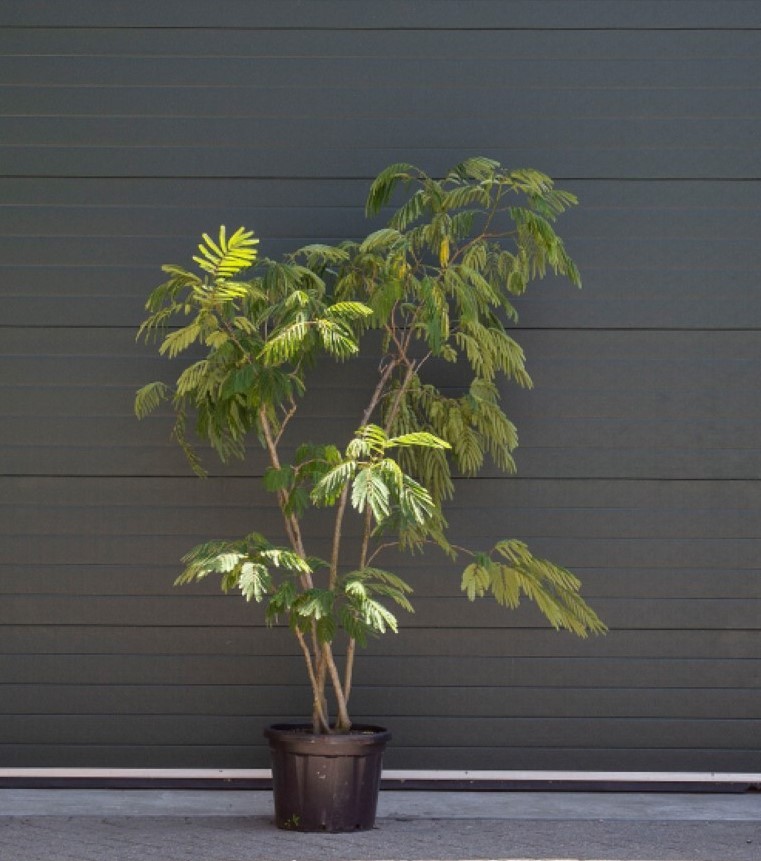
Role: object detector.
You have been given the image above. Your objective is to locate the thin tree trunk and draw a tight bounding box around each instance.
[324,644,351,731]
[343,639,356,705]
[295,627,330,734]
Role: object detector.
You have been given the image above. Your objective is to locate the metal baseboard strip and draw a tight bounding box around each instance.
[0,769,269,791]
[0,769,758,792]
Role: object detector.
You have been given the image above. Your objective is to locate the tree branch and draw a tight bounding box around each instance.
[323,643,351,731]
[294,626,330,734]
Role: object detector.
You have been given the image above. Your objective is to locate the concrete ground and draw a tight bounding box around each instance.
[0,789,759,861]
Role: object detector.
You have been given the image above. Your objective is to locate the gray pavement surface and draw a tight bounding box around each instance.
[0,789,759,861]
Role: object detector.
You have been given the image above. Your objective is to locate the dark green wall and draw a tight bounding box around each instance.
[1,1,760,771]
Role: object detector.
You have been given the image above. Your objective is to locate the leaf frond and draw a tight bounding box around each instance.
[192,225,259,280]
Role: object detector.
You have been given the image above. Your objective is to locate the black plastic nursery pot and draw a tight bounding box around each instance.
[264,723,391,832]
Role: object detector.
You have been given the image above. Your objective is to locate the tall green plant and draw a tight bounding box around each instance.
[136,158,605,733]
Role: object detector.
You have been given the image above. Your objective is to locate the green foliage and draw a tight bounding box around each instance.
[177,533,317,610]
[461,540,606,638]
[193,226,259,279]
[310,425,450,549]
[135,226,373,472]
[334,158,582,509]
[136,157,604,734]
[339,566,416,645]
[134,380,170,419]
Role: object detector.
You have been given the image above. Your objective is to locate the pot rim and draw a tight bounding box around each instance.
[264,722,391,748]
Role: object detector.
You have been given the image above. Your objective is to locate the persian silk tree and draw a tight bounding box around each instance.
[135,157,606,735]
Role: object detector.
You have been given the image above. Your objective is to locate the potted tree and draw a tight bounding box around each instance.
[135,157,606,831]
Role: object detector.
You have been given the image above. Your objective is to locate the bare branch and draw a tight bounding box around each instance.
[294,627,330,734]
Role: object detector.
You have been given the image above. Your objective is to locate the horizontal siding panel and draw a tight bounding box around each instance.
[6,85,761,122]
[1,743,757,772]
[383,745,761,772]
[5,471,761,509]
[0,175,741,215]
[1,627,756,661]
[6,285,761,331]
[8,267,761,330]
[2,237,759,277]
[6,380,761,429]
[0,177,371,207]
[3,144,756,180]
[1,2,760,29]
[2,565,759,601]
[6,477,761,571]
[4,28,761,59]
[3,214,761,252]
[1,654,758,689]
[8,478,761,543]
[3,178,761,329]
[1,745,759,772]
[4,330,761,477]
[2,23,756,179]
[7,414,761,467]
[6,56,760,90]
[5,684,760,720]
[0,207,373,239]
[1,595,757,631]
[4,186,761,238]
[3,433,760,477]
[1,714,759,750]
[5,324,761,361]
[509,449,761,480]
[1,182,758,331]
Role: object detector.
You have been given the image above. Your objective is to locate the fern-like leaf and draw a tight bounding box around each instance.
[134,381,170,419]
[192,226,259,279]
[446,156,500,183]
[365,162,418,216]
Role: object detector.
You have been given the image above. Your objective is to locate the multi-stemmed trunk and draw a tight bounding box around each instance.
[269,330,419,734]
